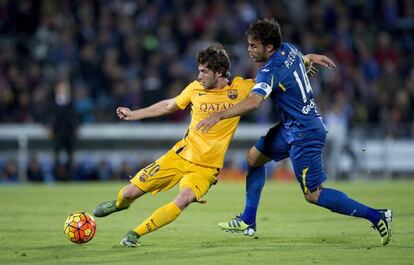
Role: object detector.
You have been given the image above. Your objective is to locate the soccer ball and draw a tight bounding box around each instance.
[64,211,96,244]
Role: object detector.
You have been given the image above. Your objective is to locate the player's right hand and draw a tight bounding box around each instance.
[306,54,336,69]
[116,107,133,120]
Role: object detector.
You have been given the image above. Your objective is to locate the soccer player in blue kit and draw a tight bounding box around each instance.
[196,18,392,246]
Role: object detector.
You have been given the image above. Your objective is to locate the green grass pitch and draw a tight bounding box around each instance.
[1,180,413,265]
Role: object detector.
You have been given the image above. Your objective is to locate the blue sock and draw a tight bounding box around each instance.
[316,188,382,225]
[241,165,266,225]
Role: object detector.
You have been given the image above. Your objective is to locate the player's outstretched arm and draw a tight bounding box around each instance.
[303,54,336,77]
[304,54,336,77]
[304,54,336,68]
[117,98,179,121]
[196,93,264,133]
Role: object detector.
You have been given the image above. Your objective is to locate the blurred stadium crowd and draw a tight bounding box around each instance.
[0,156,143,182]
[1,0,414,182]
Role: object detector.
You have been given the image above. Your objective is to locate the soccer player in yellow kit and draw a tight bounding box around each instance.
[93,45,254,247]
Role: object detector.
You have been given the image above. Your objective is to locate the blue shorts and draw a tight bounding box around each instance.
[255,123,327,193]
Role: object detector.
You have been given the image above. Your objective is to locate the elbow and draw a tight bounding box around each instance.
[165,101,177,113]
[166,104,176,113]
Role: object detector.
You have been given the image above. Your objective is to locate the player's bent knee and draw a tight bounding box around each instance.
[247,147,269,167]
[246,148,258,166]
[123,184,145,200]
[304,194,317,204]
[304,188,322,204]
[174,188,197,210]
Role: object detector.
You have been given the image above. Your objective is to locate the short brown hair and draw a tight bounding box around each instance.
[246,18,282,50]
[196,44,231,78]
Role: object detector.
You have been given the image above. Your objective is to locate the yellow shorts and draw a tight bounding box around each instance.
[130,150,219,200]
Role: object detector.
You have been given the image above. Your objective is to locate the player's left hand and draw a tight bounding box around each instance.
[195,113,221,133]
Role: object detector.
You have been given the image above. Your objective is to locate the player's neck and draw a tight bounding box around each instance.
[209,78,229,90]
[265,50,276,63]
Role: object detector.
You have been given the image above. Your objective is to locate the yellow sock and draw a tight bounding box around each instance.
[116,186,134,209]
[133,202,182,237]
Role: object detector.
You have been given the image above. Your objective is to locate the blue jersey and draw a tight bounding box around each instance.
[251,43,326,134]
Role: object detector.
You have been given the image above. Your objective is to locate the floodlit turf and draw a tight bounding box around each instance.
[1,180,413,265]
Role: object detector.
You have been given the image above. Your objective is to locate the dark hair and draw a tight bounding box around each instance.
[246,18,282,50]
[196,44,231,78]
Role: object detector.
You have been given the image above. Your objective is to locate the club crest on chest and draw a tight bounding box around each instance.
[227,89,238,99]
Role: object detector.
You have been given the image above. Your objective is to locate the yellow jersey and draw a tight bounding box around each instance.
[174,76,254,168]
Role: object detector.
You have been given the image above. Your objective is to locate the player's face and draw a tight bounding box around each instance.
[198,64,219,89]
[247,36,267,62]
